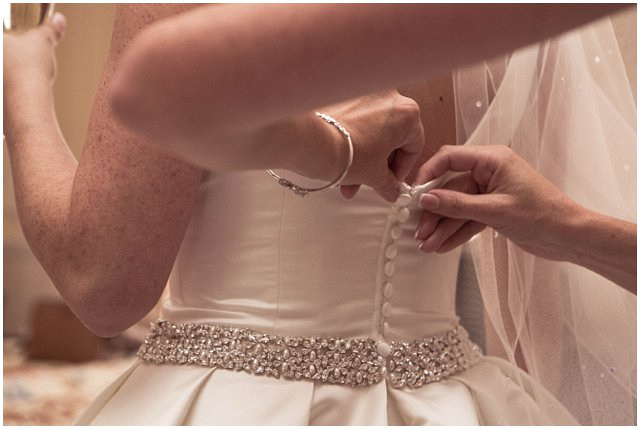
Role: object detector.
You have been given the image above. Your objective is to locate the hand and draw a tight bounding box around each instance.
[3,12,66,92]
[324,91,424,202]
[413,145,582,259]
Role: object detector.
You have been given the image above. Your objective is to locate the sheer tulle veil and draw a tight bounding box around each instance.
[452,17,636,424]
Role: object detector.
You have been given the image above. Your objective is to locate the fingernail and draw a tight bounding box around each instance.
[52,12,66,29]
[419,193,439,210]
[414,229,420,240]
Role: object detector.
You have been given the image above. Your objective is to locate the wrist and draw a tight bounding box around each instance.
[4,69,52,95]
[4,79,55,141]
[280,112,345,182]
[549,201,594,265]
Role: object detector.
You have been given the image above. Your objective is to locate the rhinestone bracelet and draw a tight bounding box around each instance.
[137,320,482,389]
[266,112,354,198]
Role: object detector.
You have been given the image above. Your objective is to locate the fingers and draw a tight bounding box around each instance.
[415,172,478,240]
[414,144,503,187]
[340,184,361,200]
[416,209,440,240]
[438,221,486,253]
[373,168,401,203]
[389,121,424,182]
[418,217,466,252]
[419,189,508,226]
[38,12,66,44]
[419,220,486,253]
[50,13,67,40]
[388,93,423,182]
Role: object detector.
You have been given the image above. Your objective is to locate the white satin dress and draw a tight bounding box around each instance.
[76,170,576,425]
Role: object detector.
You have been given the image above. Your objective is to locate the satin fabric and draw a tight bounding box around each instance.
[76,170,576,425]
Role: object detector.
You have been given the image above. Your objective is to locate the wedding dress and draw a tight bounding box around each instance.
[76,17,635,426]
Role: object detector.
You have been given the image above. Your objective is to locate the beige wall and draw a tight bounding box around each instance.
[3,5,637,335]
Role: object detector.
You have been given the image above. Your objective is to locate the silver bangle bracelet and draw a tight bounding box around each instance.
[266,112,354,198]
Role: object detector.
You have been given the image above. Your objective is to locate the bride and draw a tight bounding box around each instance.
[4,4,635,425]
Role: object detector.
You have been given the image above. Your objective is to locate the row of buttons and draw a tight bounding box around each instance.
[376,190,413,359]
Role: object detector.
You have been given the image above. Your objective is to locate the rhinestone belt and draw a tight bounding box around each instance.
[137,320,482,389]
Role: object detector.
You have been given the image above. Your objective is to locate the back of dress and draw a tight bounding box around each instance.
[164,169,463,340]
[78,168,575,425]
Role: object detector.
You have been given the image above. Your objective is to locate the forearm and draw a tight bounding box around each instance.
[189,111,345,181]
[5,80,178,336]
[4,80,78,282]
[111,3,626,156]
[560,208,636,294]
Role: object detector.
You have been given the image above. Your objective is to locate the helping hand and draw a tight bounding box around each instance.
[323,91,424,202]
[414,145,581,258]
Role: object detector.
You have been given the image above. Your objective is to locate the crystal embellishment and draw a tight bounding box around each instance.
[137,320,481,389]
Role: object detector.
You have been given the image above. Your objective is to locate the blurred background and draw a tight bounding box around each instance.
[2,3,637,426]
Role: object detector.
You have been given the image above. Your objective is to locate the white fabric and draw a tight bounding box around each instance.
[76,169,575,425]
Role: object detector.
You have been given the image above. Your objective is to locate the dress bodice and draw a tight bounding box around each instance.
[163,169,462,341]
[82,168,576,426]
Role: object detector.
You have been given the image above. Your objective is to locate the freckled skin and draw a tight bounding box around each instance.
[66,5,207,336]
[6,4,458,337]
[5,5,204,337]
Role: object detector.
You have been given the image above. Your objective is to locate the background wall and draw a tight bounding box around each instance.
[3,5,637,336]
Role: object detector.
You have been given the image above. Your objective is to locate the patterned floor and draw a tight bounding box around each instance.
[3,338,136,426]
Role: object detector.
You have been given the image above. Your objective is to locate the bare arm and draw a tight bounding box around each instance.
[415,145,636,294]
[562,210,636,294]
[3,5,206,337]
[110,4,627,166]
[4,5,429,337]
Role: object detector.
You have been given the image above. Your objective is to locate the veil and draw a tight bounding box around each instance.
[453,17,636,425]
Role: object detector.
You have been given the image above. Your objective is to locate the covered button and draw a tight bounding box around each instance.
[397,207,411,223]
[383,282,394,298]
[376,341,392,358]
[382,302,392,317]
[385,245,398,259]
[390,226,402,240]
[384,261,395,276]
[397,193,412,207]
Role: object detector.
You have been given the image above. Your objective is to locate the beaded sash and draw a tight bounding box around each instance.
[137,320,482,389]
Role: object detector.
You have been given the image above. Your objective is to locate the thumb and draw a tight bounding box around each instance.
[40,12,66,43]
[340,184,361,200]
[419,189,508,226]
[374,168,401,203]
[389,123,424,182]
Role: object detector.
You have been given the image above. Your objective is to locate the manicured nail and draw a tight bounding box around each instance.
[419,193,439,210]
[414,229,421,240]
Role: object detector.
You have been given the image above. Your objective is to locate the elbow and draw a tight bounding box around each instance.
[83,318,131,339]
[73,298,141,339]
[62,275,158,339]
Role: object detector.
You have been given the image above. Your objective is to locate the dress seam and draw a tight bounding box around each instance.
[272,173,287,334]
